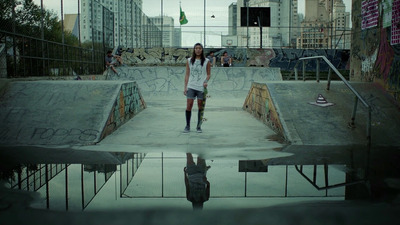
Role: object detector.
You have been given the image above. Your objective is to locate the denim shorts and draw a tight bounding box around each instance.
[187,88,204,100]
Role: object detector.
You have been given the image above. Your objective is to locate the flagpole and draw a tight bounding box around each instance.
[180,1,181,47]
[161,0,163,47]
[204,0,206,47]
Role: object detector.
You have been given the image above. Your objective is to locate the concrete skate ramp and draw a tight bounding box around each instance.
[110,66,282,96]
[244,81,400,148]
[0,80,145,148]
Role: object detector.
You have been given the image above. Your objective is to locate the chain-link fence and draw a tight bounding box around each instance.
[0,0,352,78]
[0,0,161,78]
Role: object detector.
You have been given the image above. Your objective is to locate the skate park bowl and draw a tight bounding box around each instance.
[0,65,400,225]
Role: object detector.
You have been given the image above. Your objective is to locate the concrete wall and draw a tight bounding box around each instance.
[243,83,284,137]
[108,66,283,96]
[351,0,400,103]
[120,47,350,71]
[102,82,146,139]
[0,81,145,147]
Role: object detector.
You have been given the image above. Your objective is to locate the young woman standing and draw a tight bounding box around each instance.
[183,43,211,133]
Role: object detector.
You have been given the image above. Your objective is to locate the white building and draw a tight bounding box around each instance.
[150,16,180,47]
[231,0,299,48]
[80,0,143,48]
[297,0,350,49]
[332,0,351,49]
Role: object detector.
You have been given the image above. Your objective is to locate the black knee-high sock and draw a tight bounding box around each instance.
[186,110,191,127]
[197,110,202,128]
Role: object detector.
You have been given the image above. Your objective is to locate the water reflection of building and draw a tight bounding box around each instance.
[3,152,145,211]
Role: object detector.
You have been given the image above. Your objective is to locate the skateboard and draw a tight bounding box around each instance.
[198,87,208,127]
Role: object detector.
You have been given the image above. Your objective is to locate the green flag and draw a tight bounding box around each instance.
[179,7,188,25]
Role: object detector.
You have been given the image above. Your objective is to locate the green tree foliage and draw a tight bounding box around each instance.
[1,0,104,77]
[0,0,78,45]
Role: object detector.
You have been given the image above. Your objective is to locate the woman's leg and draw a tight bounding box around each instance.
[197,99,203,129]
[185,98,194,129]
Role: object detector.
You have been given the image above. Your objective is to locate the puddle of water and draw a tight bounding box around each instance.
[1,146,399,213]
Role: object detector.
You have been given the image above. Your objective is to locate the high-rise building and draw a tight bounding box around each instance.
[80,0,160,48]
[173,28,182,48]
[297,0,350,49]
[64,14,79,38]
[332,0,351,49]
[150,16,179,47]
[228,3,237,36]
[297,0,330,49]
[232,0,299,48]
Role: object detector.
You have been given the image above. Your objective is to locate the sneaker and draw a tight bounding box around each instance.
[196,127,202,133]
[183,126,190,133]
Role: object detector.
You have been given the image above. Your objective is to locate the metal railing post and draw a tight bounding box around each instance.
[294,67,298,80]
[327,68,332,90]
[316,58,320,82]
[302,60,306,81]
[367,108,372,146]
[350,96,359,128]
[296,56,372,146]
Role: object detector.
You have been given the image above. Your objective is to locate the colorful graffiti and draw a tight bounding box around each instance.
[119,47,350,71]
[243,83,284,137]
[374,27,400,101]
[375,29,394,81]
[103,82,146,139]
[351,0,400,103]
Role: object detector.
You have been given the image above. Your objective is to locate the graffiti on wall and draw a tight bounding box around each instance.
[243,83,284,137]
[103,82,146,139]
[375,29,394,81]
[374,27,400,100]
[110,66,283,96]
[120,47,350,71]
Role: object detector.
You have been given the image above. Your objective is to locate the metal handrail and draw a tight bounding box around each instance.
[293,56,372,146]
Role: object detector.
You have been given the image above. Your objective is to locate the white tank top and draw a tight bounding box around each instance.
[187,57,209,92]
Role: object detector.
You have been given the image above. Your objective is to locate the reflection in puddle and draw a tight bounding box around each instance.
[2,146,398,213]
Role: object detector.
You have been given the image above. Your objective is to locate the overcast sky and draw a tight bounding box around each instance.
[32,0,352,47]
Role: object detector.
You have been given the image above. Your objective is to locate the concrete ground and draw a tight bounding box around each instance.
[1,77,400,224]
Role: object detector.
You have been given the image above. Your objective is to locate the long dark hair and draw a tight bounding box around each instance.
[190,43,206,66]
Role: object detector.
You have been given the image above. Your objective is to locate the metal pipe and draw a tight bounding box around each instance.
[302,60,306,81]
[81,164,84,210]
[204,0,206,46]
[299,56,369,108]
[161,152,164,197]
[327,68,332,90]
[297,55,372,147]
[161,0,163,47]
[65,164,69,211]
[367,107,371,145]
[244,172,247,197]
[351,96,358,127]
[316,59,320,82]
[324,164,329,196]
[284,165,288,197]
[46,164,49,209]
[247,1,249,48]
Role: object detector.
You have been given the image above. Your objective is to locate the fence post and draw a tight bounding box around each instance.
[316,58,320,82]
[0,44,6,78]
[327,68,332,90]
[350,96,359,128]
[12,1,17,77]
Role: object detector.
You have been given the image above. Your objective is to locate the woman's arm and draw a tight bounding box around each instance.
[204,61,211,88]
[184,61,190,95]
